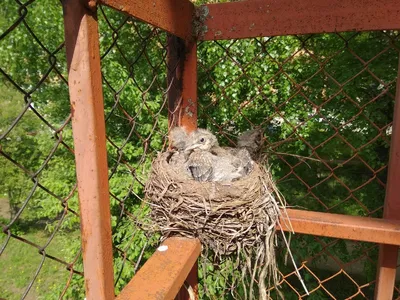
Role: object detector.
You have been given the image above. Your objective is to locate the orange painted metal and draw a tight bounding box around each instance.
[115,237,201,300]
[62,1,114,299]
[99,0,195,40]
[167,36,198,133]
[175,263,199,300]
[199,0,400,40]
[180,40,198,132]
[280,209,400,246]
[374,58,400,299]
[167,35,185,129]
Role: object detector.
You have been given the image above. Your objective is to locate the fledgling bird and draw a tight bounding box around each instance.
[237,128,264,160]
[184,128,253,182]
[168,127,191,176]
[169,126,189,151]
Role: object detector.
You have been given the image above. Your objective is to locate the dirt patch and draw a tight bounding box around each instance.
[0,197,11,219]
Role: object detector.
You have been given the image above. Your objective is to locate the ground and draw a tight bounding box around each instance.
[0,197,80,300]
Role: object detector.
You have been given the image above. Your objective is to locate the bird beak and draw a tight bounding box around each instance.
[185,143,202,151]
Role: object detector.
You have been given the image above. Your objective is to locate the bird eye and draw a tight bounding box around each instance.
[200,138,205,143]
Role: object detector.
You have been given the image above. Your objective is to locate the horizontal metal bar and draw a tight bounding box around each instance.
[115,237,201,300]
[99,0,195,40]
[200,0,400,41]
[281,209,400,245]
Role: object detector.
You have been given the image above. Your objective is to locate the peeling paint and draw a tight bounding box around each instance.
[193,5,210,39]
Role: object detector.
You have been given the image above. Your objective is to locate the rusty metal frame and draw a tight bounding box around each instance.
[374,57,400,299]
[60,0,400,298]
[99,0,195,40]
[62,1,114,299]
[167,35,198,133]
[115,238,201,300]
[281,209,400,246]
[166,28,198,300]
[199,0,400,41]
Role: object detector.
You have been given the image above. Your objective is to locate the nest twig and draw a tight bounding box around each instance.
[145,151,288,299]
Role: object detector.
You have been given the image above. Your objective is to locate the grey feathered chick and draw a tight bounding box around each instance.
[185,128,253,182]
[169,126,189,150]
[184,128,219,152]
[237,128,264,160]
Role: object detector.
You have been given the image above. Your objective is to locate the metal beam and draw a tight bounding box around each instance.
[62,1,114,299]
[99,0,195,40]
[115,237,201,300]
[167,36,198,133]
[374,57,400,299]
[199,0,400,41]
[116,210,400,299]
[280,209,400,246]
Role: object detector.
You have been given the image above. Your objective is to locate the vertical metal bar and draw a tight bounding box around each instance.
[175,263,199,300]
[167,36,197,132]
[374,58,400,299]
[167,34,184,129]
[167,34,199,299]
[181,39,198,132]
[62,1,115,299]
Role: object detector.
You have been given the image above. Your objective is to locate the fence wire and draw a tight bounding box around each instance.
[1,0,82,299]
[0,1,172,298]
[97,5,172,292]
[1,0,400,299]
[197,31,400,299]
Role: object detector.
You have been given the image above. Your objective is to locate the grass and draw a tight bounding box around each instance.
[0,227,81,300]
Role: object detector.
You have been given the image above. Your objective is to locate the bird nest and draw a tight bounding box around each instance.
[145,151,289,299]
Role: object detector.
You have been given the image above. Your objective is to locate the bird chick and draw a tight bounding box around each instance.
[184,128,253,182]
[237,128,264,160]
[186,149,245,182]
[169,126,189,150]
[184,128,219,152]
[185,150,214,182]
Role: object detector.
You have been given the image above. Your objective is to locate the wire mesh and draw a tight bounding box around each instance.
[197,31,400,298]
[97,5,173,293]
[1,0,400,299]
[0,0,82,299]
[0,1,175,298]
[1,0,179,297]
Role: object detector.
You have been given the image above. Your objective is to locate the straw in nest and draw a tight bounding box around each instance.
[145,151,304,299]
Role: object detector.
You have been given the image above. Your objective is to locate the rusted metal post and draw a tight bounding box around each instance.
[167,35,198,132]
[374,58,400,299]
[167,31,198,299]
[62,1,115,299]
[115,237,201,300]
[175,263,199,300]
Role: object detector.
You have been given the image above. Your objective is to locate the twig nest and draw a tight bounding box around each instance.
[145,151,283,298]
[146,151,281,252]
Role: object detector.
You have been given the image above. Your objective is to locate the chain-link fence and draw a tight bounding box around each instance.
[1,1,171,298]
[1,0,399,299]
[1,0,82,298]
[197,31,400,298]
